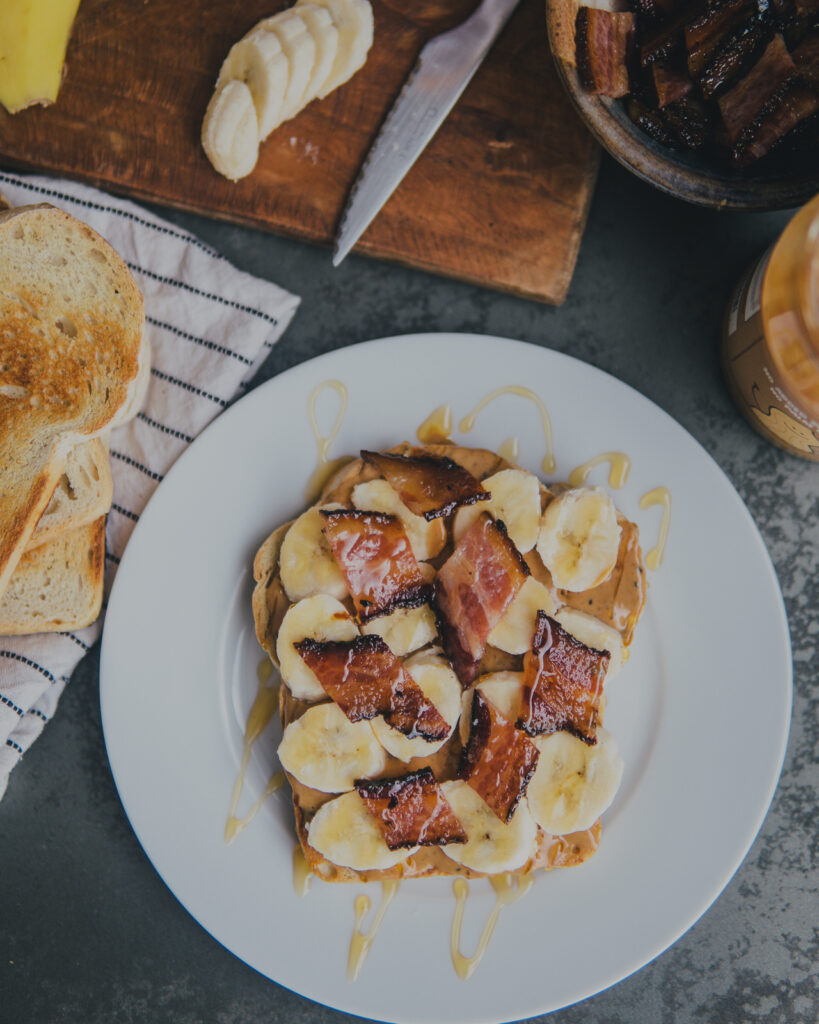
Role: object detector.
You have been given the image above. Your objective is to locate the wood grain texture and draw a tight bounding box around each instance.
[0,0,599,304]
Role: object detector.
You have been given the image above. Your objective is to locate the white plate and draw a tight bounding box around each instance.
[100,334,791,1024]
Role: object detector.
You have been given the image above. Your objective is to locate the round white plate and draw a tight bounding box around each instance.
[100,334,791,1023]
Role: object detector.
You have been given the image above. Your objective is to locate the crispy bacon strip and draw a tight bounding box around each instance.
[320,509,431,622]
[718,34,797,140]
[434,514,530,687]
[294,635,450,741]
[517,612,609,745]
[355,768,467,850]
[733,82,819,164]
[460,690,540,822]
[652,61,694,106]
[361,449,489,521]
[576,8,635,97]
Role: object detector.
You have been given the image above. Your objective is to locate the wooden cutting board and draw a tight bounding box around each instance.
[0,0,599,305]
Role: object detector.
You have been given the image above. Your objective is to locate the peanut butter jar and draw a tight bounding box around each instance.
[721,194,819,462]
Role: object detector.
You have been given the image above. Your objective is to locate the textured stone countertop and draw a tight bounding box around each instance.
[2,156,817,1024]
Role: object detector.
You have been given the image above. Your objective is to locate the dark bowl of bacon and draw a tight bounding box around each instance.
[546,0,819,210]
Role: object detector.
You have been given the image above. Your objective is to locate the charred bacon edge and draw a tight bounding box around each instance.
[360,449,491,521]
[354,767,467,849]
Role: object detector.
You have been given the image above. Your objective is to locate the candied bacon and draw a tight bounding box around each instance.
[294,635,450,740]
[576,7,635,96]
[460,689,540,822]
[434,514,530,687]
[733,81,819,162]
[517,612,609,745]
[320,509,431,622]
[685,0,759,72]
[718,34,798,139]
[652,60,695,104]
[792,32,819,88]
[355,768,467,850]
[696,17,770,98]
[361,449,489,521]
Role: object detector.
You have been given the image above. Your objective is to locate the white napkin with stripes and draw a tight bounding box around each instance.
[0,172,299,800]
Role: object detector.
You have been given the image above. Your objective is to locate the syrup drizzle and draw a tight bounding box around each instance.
[450,875,535,980]
[416,404,453,444]
[568,451,631,489]
[292,845,313,897]
[638,486,672,569]
[347,881,401,981]
[224,658,284,844]
[459,386,556,474]
[305,379,350,502]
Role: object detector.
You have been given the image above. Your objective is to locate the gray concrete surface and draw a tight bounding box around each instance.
[2,155,817,1024]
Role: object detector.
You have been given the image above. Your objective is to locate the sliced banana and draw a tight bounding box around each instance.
[279,701,386,792]
[537,487,621,592]
[264,11,317,121]
[278,503,348,603]
[453,469,542,554]
[459,671,524,745]
[277,594,358,701]
[371,653,461,761]
[216,27,289,139]
[439,781,538,875]
[361,603,438,658]
[487,576,558,655]
[352,478,446,561]
[555,607,624,678]
[294,2,339,104]
[201,80,260,182]
[307,790,415,870]
[527,728,623,835]
[300,0,373,98]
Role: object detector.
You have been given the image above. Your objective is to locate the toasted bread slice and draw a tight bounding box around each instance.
[26,438,113,550]
[0,516,105,635]
[253,443,647,882]
[0,204,144,597]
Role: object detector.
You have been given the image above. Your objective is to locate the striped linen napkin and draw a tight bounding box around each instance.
[0,172,299,800]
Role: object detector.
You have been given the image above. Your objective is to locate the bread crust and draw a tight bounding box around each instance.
[253,443,645,882]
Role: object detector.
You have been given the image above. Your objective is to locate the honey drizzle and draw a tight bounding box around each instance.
[568,451,632,489]
[459,386,556,474]
[497,436,520,463]
[347,881,400,981]
[450,874,535,980]
[305,379,349,502]
[416,404,453,444]
[224,658,284,844]
[638,486,672,569]
[292,845,313,896]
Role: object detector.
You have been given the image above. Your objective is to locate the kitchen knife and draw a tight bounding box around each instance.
[333,0,522,266]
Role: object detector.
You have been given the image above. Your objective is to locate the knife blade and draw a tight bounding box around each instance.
[332,0,522,266]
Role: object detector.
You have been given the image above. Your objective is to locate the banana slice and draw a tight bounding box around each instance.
[277,594,358,701]
[216,27,289,139]
[527,728,623,835]
[537,487,621,592]
[279,701,386,792]
[294,2,339,104]
[263,11,317,121]
[361,603,438,657]
[459,671,524,745]
[299,0,373,98]
[278,503,348,603]
[307,790,415,870]
[487,576,558,655]
[352,478,446,561]
[201,80,260,182]
[371,653,461,761]
[555,607,624,678]
[453,469,542,553]
[439,781,538,875]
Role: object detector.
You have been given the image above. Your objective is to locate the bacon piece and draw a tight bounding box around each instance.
[460,690,540,822]
[320,509,431,622]
[696,18,769,98]
[792,33,819,89]
[733,82,819,163]
[434,514,530,687]
[576,7,635,96]
[685,0,757,73]
[718,34,798,140]
[360,449,489,521]
[652,60,695,105]
[355,768,467,850]
[517,612,609,745]
[295,635,450,740]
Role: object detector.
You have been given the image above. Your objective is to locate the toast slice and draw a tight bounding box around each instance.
[0,203,144,598]
[26,438,113,550]
[0,516,106,635]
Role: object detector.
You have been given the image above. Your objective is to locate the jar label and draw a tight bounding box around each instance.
[722,252,819,460]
